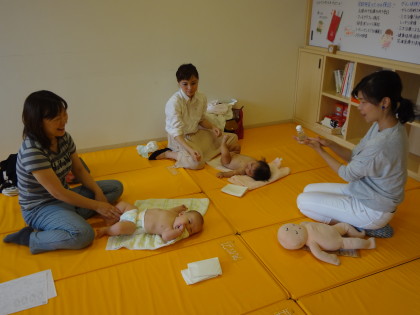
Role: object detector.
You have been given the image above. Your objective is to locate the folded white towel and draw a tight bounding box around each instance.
[181,257,222,285]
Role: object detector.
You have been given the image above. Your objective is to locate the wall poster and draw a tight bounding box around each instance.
[309,0,420,64]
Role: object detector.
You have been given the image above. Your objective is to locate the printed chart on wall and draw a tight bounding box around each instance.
[309,0,420,64]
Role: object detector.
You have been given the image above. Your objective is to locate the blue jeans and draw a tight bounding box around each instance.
[22,180,123,254]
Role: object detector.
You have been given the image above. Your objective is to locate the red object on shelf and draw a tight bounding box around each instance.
[334,103,345,117]
[343,105,348,117]
[327,10,343,42]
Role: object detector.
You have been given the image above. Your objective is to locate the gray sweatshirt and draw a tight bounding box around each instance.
[338,122,408,212]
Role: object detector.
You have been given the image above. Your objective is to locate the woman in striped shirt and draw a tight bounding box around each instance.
[4,90,123,254]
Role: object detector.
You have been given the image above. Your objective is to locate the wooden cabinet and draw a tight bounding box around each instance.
[294,47,420,181]
[294,50,323,124]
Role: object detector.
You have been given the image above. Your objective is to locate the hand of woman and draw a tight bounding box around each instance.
[312,136,333,147]
[95,202,121,220]
[94,190,108,203]
[188,148,201,161]
[305,138,323,151]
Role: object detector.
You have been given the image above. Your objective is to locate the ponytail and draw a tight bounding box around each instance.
[395,97,415,124]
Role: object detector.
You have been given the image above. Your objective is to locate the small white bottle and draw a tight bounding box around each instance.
[296,125,307,143]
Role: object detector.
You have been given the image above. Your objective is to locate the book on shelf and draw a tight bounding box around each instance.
[340,62,354,98]
[333,70,343,93]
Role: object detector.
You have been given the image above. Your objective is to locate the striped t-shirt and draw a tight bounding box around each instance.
[17,133,76,211]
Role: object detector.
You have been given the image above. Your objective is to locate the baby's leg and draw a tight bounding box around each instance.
[342,237,376,249]
[101,221,137,237]
[220,134,233,166]
[223,132,241,154]
[115,201,137,213]
[333,222,366,237]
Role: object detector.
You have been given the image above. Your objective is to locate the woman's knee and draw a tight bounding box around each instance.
[99,180,124,202]
[71,224,95,249]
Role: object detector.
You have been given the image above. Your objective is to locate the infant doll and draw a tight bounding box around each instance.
[277,221,375,265]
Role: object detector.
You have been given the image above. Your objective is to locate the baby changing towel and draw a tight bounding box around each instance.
[106,198,210,250]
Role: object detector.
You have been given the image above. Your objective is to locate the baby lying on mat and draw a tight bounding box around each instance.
[96,201,204,242]
[216,135,271,181]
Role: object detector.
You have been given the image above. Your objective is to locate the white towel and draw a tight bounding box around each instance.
[181,257,222,285]
[136,141,159,158]
[106,198,209,250]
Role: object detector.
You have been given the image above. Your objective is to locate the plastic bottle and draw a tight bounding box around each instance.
[296,125,307,143]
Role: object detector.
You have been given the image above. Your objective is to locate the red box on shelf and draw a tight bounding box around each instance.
[334,103,347,117]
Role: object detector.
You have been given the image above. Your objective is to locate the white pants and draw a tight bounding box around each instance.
[297,183,394,229]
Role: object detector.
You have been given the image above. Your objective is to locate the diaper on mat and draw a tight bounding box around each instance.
[106,198,210,250]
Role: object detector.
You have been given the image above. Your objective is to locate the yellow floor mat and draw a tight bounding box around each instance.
[240,189,420,299]
[17,235,288,315]
[0,193,234,283]
[298,258,420,314]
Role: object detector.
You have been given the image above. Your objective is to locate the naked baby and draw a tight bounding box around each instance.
[216,134,271,181]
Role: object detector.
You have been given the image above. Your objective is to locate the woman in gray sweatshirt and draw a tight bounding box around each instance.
[296,70,415,238]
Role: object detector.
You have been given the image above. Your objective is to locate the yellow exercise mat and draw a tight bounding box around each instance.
[78,145,151,177]
[186,164,227,192]
[95,165,201,203]
[0,194,24,234]
[246,299,306,315]
[20,235,288,315]
[239,123,316,152]
[206,167,343,233]
[406,176,420,190]
[298,259,420,314]
[241,190,420,298]
[0,193,234,283]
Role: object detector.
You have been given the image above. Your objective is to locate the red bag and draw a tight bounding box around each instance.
[224,107,244,139]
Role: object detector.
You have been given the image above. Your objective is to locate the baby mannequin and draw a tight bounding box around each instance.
[277,222,376,265]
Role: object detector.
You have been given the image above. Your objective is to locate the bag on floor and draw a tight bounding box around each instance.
[224,106,244,139]
[0,153,18,193]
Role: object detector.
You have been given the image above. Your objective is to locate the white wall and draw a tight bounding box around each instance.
[0,0,307,159]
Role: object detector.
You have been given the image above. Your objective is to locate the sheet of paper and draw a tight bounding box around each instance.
[0,269,56,315]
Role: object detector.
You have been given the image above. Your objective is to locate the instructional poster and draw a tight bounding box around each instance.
[309,0,420,64]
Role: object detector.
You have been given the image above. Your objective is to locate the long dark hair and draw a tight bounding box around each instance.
[22,90,68,149]
[351,70,415,124]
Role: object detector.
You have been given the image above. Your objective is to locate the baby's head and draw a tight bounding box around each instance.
[248,159,271,181]
[183,210,204,236]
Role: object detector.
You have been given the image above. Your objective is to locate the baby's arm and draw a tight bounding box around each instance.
[161,226,184,242]
[216,169,245,178]
[169,204,188,214]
